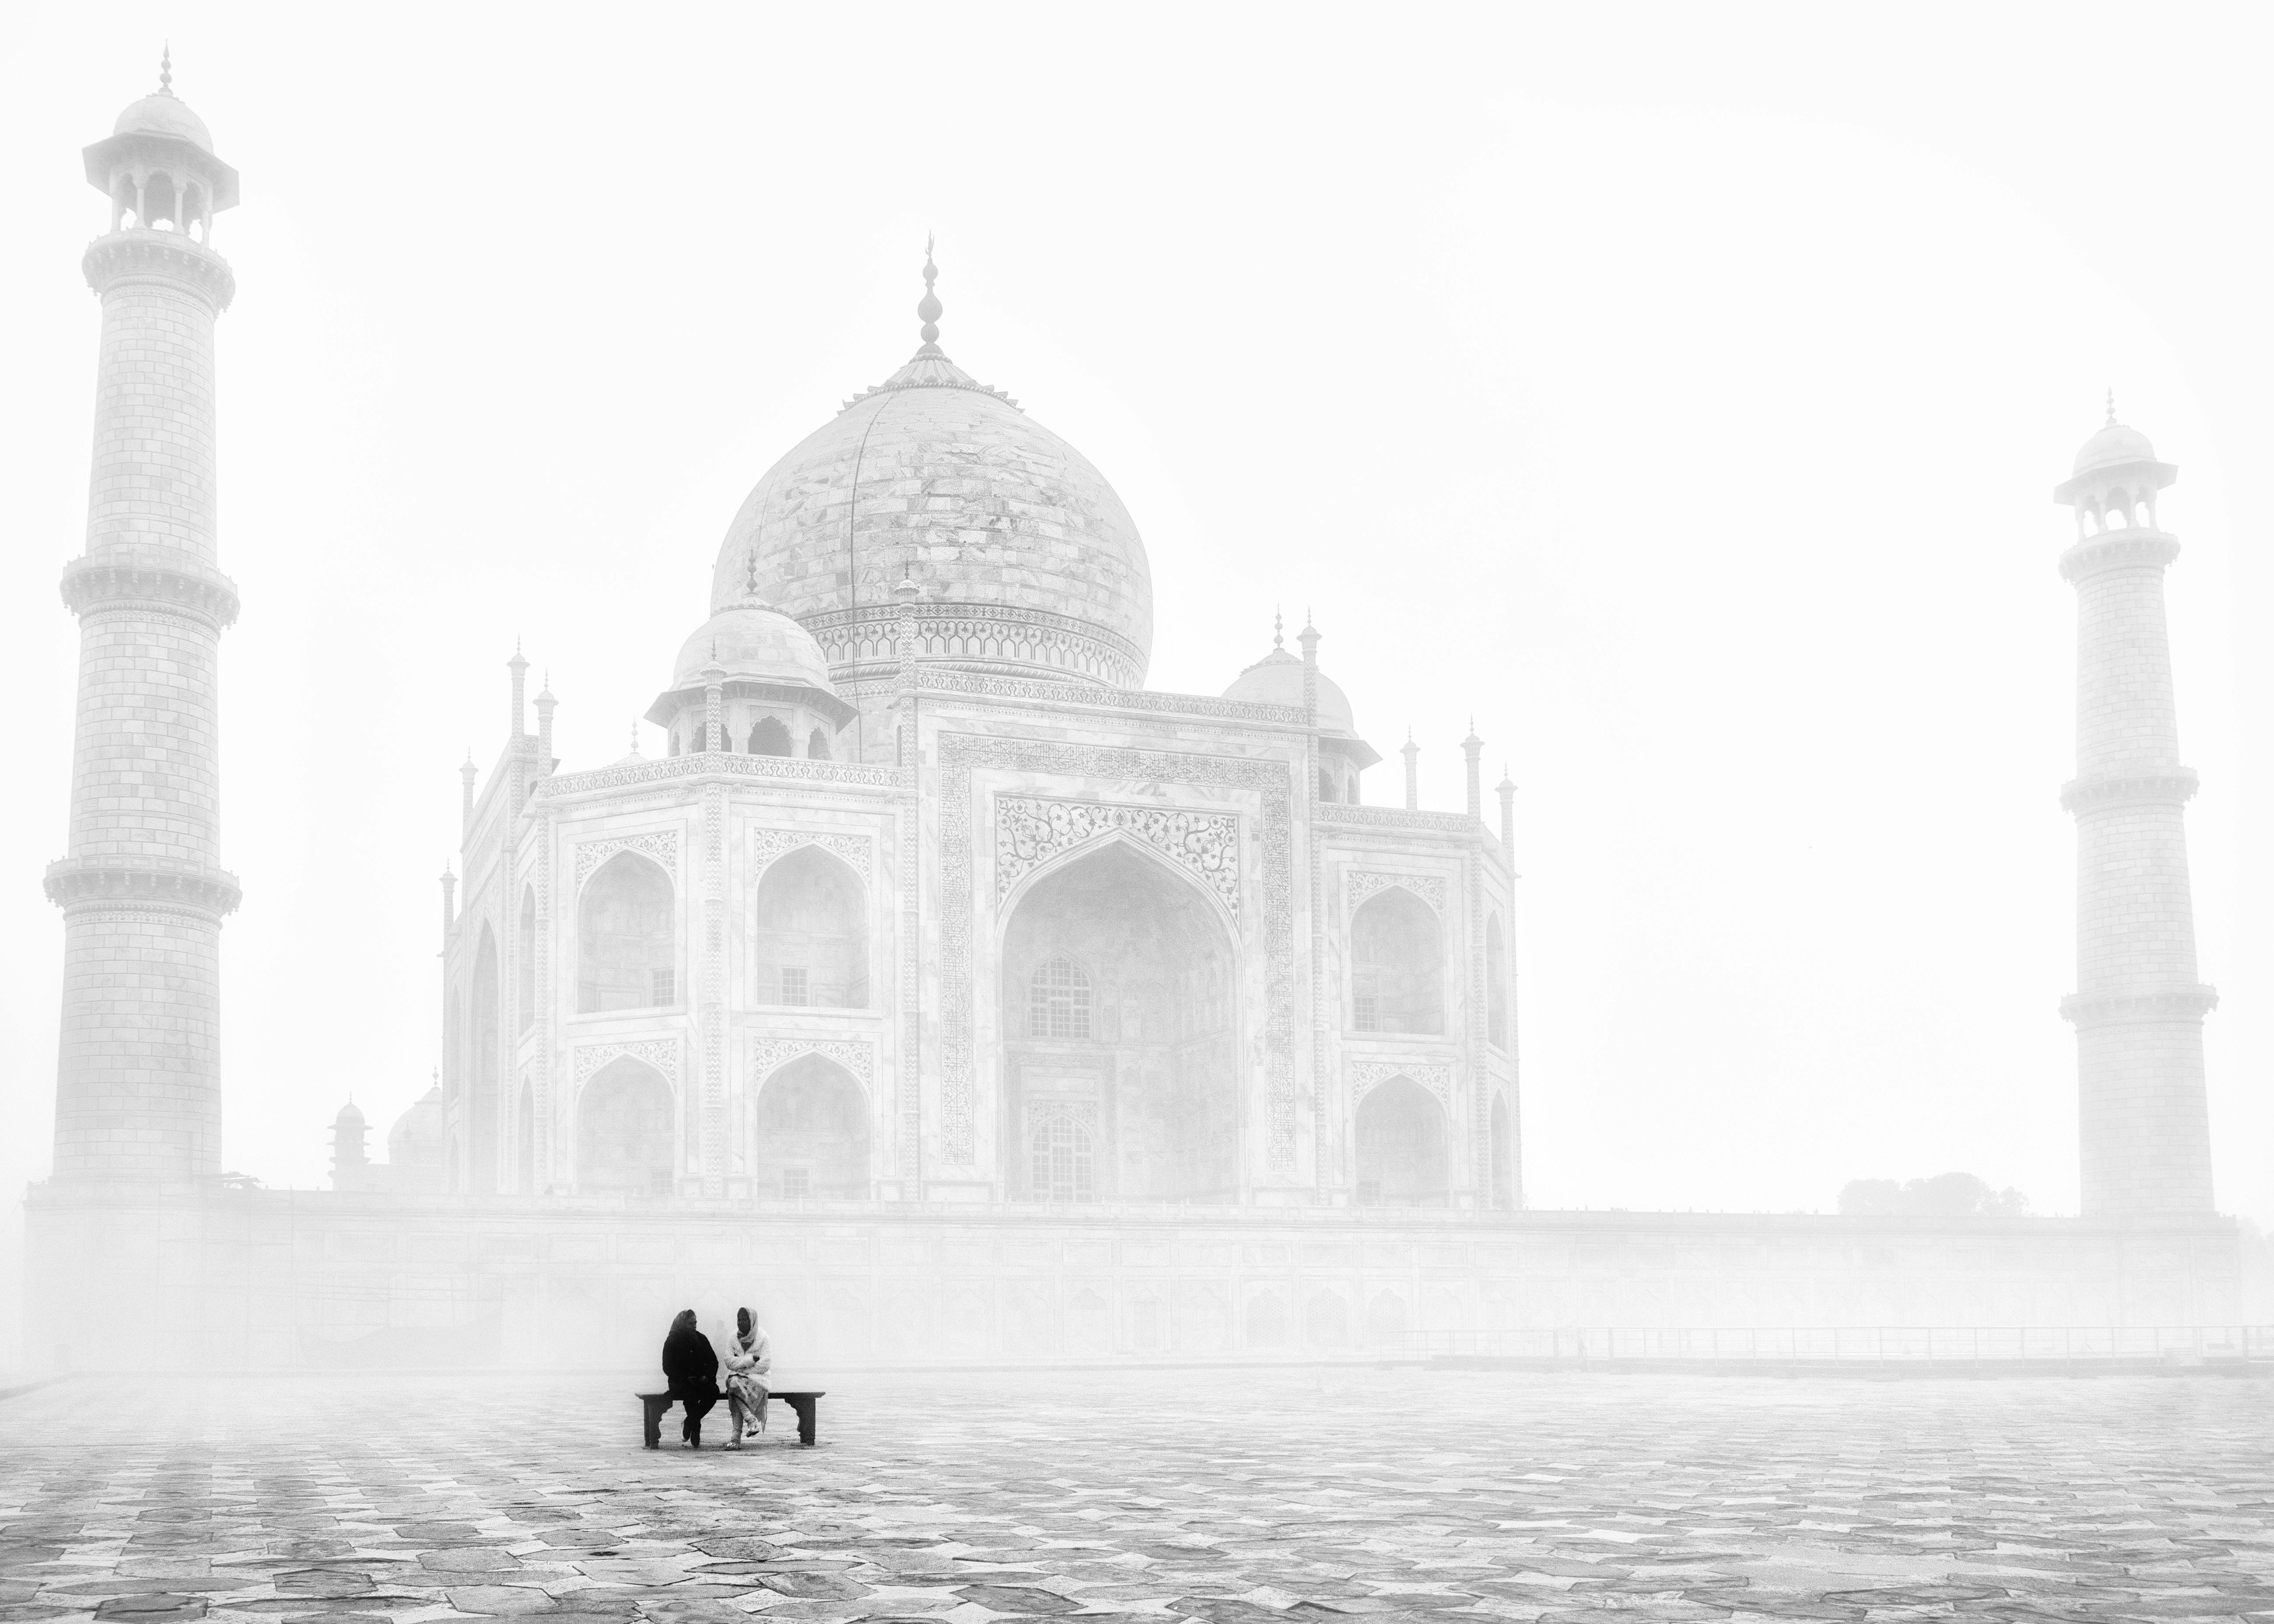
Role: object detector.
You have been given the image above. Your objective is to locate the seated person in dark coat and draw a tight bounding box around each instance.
[661,1308,721,1447]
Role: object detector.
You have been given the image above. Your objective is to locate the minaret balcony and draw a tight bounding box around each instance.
[81,228,235,309]
[44,856,242,919]
[2059,769,2199,814]
[2058,531,2181,582]
[60,548,241,628]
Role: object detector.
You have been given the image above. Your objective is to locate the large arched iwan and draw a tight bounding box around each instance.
[999,839,1239,1201]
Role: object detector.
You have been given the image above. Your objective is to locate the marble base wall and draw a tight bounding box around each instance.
[20,1186,2246,1373]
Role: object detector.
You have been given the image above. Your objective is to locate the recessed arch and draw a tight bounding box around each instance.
[808,727,833,760]
[755,845,867,1008]
[577,851,675,1013]
[1351,886,1443,1033]
[1355,1075,1449,1206]
[576,1055,674,1196]
[749,716,792,756]
[515,1075,536,1192]
[752,1052,869,1199]
[1001,839,1240,1202]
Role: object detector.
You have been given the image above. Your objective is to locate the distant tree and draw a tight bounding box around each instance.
[1838,1173,2028,1217]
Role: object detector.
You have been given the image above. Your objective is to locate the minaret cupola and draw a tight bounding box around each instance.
[84,49,239,241]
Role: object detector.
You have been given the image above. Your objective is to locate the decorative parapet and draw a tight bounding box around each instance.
[2060,985,2220,1028]
[807,601,1147,690]
[914,667,1308,727]
[60,548,240,630]
[82,230,235,311]
[1316,803,1480,836]
[996,797,1241,918]
[534,753,903,800]
[44,856,241,919]
[2058,532,2180,582]
[2060,770,2199,814]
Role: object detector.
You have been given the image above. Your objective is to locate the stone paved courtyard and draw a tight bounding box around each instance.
[4,1368,2273,1623]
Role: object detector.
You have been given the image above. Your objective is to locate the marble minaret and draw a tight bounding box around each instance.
[2054,401,2218,1216]
[44,60,243,1181]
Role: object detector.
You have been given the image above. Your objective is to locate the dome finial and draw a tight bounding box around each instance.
[158,42,172,96]
[2106,387,2117,427]
[917,233,943,355]
[744,544,763,602]
[1273,606,1283,650]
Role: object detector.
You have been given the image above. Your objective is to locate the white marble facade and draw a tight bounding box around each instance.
[437,308,1520,1213]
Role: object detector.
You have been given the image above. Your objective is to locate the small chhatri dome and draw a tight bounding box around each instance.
[333,1099,366,1126]
[670,604,837,693]
[1222,630,1360,736]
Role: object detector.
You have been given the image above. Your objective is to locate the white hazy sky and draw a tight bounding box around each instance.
[1,3,2267,1234]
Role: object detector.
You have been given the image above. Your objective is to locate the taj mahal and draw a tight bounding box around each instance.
[20,67,2251,1370]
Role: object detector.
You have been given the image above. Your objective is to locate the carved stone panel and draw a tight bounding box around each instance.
[749,1037,875,1091]
[995,797,1240,919]
[573,1038,681,1089]
[1351,1060,1452,1106]
[752,828,874,884]
[573,829,680,891]
[1346,870,1446,914]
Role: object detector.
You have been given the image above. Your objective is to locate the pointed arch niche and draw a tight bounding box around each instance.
[1000,839,1240,1202]
[1354,1074,1449,1206]
[578,851,676,1013]
[754,847,867,1008]
[752,1053,870,1199]
[1350,885,1443,1034]
[576,1055,675,1196]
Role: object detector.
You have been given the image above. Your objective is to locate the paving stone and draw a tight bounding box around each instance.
[7,1372,2274,1624]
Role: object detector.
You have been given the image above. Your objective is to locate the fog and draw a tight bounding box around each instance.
[3,4,2271,1371]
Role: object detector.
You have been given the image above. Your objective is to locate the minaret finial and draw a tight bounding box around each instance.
[159,42,172,95]
[1273,606,1283,649]
[2106,387,2117,427]
[629,720,640,754]
[917,234,943,354]
[745,544,762,600]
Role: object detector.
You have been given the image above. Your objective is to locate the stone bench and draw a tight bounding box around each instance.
[638,1389,823,1448]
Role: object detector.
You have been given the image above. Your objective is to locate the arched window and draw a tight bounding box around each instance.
[1351,886,1443,1033]
[1031,1114,1096,1202]
[752,1053,868,1199]
[2106,496,2131,530]
[1030,957,1091,1039]
[755,847,867,1007]
[469,925,499,1194]
[1356,1076,1450,1206]
[517,886,537,1034]
[1318,769,1339,803]
[749,717,791,756]
[1247,1290,1288,1347]
[577,851,675,1012]
[1486,914,1508,1050]
[576,1056,674,1195]
[145,172,177,230]
[808,728,832,761]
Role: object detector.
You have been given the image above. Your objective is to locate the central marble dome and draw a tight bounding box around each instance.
[710,342,1153,689]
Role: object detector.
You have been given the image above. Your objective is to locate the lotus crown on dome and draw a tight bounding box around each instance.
[670,604,838,694]
[113,91,213,151]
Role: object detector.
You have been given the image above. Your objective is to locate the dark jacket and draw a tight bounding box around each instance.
[662,1324,719,1396]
